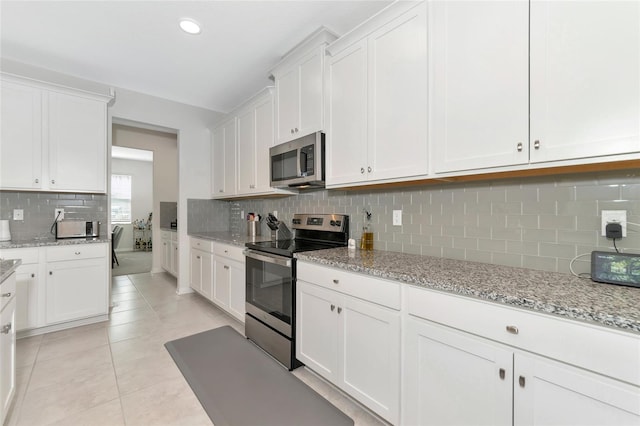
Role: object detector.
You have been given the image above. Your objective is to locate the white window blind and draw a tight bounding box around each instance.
[111,174,132,223]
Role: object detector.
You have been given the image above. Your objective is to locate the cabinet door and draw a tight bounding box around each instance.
[296,281,340,383]
[161,237,171,272]
[189,248,203,293]
[275,67,300,143]
[431,0,529,173]
[15,265,40,331]
[236,107,256,193]
[530,1,640,163]
[298,48,324,137]
[227,259,245,322]
[0,295,16,426]
[403,317,513,426]
[213,257,230,309]
[514,353,640,425]
[48,92,107,192]
[326,40,368,187]
[211,118,237,197]
[254,92,275,193]
[367,2,429,181]
[340,295,400,424]
[46,257,108,324]
[0,80,42,190]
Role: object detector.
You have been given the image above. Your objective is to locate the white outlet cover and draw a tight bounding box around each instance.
[601,210,627,237]
[55,208,65,220]
[13,209,24,221]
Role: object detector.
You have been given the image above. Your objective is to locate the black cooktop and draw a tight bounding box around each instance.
[245,238,345,258]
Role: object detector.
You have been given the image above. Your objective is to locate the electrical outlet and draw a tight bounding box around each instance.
[241,210,245,218]
[601,210,626,237]
[273,211,277,218]
[13,209,24,221]
[393,210,402,226]
[54,208,65,220]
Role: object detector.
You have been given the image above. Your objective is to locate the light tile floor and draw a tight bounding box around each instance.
[7,271,387,426]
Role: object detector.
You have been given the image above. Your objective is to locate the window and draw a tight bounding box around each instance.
[111,174,132,223]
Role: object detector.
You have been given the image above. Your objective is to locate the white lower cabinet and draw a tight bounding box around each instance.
[296,266,400,424]
[161,230,178,277]
[189,238,245,322]
[0,248,42,332]
[403,286,640,426]
[0,272,16,426]
[45,244,108,325]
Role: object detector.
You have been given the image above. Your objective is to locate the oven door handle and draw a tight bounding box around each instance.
[244,249,292,268]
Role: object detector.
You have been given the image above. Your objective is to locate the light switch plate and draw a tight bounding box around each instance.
[13,209,24,221]
[393,210,402,226]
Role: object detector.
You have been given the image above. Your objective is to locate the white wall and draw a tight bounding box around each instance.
[111,157,153,252]
[109,88,225,294]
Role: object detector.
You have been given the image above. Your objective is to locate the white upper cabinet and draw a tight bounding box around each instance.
[48,91,107,192]
[0,80,42,189]
[529,1,640,163]
[326,1,428,188]
[271,28,337,144]
[433,0,640,175]
[217,88,293,199]
[430,0,529,173]
[0,76,111,193]
[211,117,237,198]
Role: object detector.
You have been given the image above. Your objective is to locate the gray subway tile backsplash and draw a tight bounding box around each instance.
[0,191,108,240]
[185,169,640,276]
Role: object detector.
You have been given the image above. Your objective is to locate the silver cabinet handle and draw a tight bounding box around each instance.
[367,166,372,173]
[517,142,523,152]
[291,129,294,134]
[332,279,339,284]
[0,293,11,298]
[533,140,540,150]
[51,179,56,184]
[75,251,81,255]
[219,189,223,193]
[337,307,342,314]
[360,168,365,174]
[196,255,201,259]
[519,376,526,388]
[31,273,35,278]
[49,271,53,275]
[499,368,505,380]
[506,325,519,334]
[35,178,39,183]
[0,323,11,334]
[330,304,335,311]
[223,265,229,270]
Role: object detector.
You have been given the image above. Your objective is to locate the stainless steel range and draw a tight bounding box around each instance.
[244,213,349,370]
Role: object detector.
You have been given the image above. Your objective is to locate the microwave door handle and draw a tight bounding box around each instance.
[297,149,304,177]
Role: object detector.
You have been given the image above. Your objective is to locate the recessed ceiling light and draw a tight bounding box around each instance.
[179,18,201,35]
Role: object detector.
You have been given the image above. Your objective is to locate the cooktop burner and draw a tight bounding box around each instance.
[246,239,345,258]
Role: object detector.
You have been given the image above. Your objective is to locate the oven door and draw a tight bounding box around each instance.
[244,249,293,337]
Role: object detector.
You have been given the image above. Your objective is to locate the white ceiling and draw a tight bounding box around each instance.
[0,1,392,113]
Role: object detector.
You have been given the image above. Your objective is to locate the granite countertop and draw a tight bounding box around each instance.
[0,236,109,250]
[188,231,271,248]
[295,247,640,335]
[0,259,22,284]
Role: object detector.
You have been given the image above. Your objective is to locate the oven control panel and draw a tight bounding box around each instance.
[292,214,348,233]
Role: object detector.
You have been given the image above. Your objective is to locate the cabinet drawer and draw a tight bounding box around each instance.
[297,262,400,310]
[0,272,16,311]
[0,248,39,265]
[190,238,213,253]
[406,286,640,386]
[45,243,107,262]
[213,243,244,263]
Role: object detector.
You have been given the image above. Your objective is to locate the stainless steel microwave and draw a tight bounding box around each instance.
[270,132,325,189]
